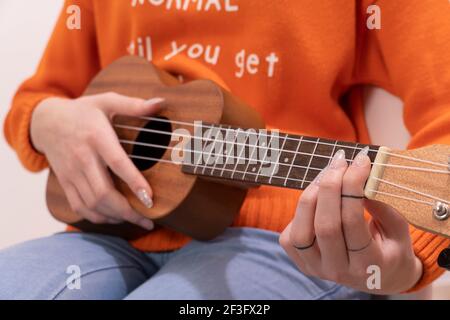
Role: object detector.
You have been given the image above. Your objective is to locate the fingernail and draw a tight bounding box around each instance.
[136,189,153,208]
[330,149,347,169]
[313,166,328,185]
[144,97,165,107]
[353,146,370,167]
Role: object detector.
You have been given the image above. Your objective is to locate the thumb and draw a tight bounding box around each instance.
[98,92,164,117]
[364,199,411,240]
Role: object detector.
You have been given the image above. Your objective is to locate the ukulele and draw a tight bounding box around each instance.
[46,56,450,241]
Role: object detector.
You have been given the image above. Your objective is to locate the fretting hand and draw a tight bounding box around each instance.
[280,148,423,294]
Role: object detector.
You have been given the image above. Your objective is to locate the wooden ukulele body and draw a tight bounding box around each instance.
[46,56,265,240]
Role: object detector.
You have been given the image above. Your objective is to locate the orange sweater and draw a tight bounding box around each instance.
[4,0,450,292]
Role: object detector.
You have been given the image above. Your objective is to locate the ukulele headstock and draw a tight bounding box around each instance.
[364,144,450,238]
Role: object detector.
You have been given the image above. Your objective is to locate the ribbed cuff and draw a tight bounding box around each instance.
[405,134,450,292]
[406,226,450,292]
[13,93,63,172]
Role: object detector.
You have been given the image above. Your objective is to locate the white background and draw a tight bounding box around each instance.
[0,0,64,250]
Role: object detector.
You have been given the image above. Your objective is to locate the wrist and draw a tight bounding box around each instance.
[401,255,423,293]
[409,255,424,290]
[30,97,64,154]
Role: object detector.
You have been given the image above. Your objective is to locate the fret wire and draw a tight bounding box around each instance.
[156,141,446,175]
[298,139,338,192]
[300,138,320,189]
[351,143,359,163]
[210,125,233,176]
[328,140,338,166]
[130,154,312,187]
[130,117,382,154]
[268,134,288,184]
[284,136,303,187]
[298,139,337,189]
[201,129,219,174]
[127,120,450,168]
[254,134,275,182]
[117,123,376,162]
[219,128,239,177]
[242,131,259,181]
[122,138,379,175]
[193,124,213,174]
[203,125,231,176]
[230,129,248,179]
[128,154,447,205]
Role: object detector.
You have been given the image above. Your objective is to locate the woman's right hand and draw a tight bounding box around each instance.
[30,92,164,230]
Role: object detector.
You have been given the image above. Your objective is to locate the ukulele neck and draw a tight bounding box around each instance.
[181,123,381,190]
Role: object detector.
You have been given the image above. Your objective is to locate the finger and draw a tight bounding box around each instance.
[341,147,373,251]
[290,173,323,264]
[70,168,121,224]
[315,149,349,273]
[52,166,119,224]
[88,183,154,230]
[63,182,114,225]
[280,223,314,276]
[364,199,411,241]
[79,154,125,222]
[98,92,164,118]
[95,124,154,209]
[85,156,154,230]
[72,170,98,213]
[103,189,155,230]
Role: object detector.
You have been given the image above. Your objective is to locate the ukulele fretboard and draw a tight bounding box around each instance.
[181,123,380,190]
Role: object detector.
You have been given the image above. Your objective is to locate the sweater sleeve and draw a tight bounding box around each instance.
[358,0,450,291]
[3,0,100,172]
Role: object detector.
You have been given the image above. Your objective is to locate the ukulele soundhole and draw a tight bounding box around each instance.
[131,117,172,171]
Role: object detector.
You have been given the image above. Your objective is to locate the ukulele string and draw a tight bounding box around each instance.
[119,139,450,175]
[129,115,449,169]
[116,117,450,208]
[374,177,449,204]
[123,139,450,205]
[115,124,450,175]
[128,153,313,184]
[126,153,446,208]
[365,189,435,206]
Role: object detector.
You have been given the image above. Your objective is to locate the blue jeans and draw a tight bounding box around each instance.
[0,227,368,300]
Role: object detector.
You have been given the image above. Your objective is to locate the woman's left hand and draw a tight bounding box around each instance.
[279,147,423,294]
